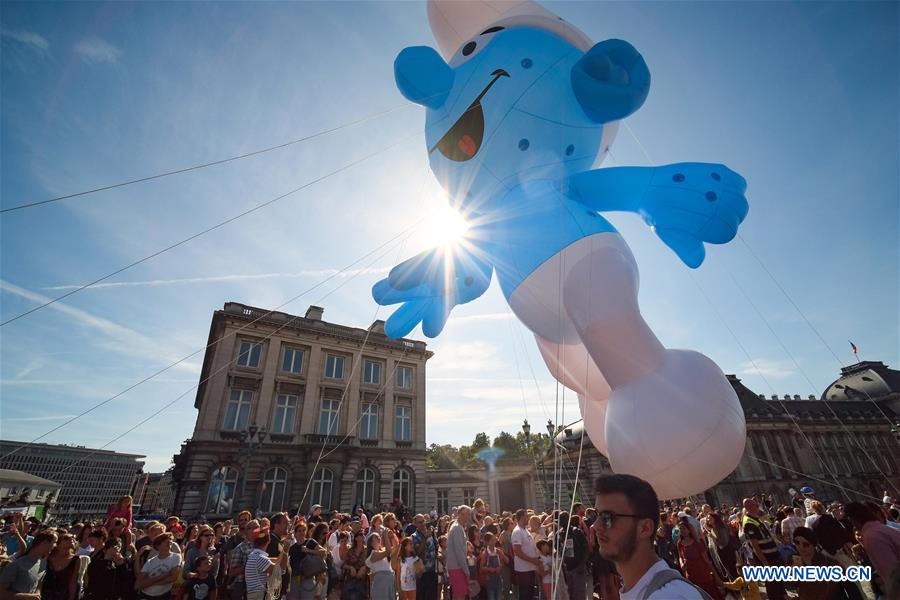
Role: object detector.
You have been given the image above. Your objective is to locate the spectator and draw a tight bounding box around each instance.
[0,530,57,598]
[844,502,900,590]
[136,532,181,600]
[244,528,275,600]
[511,508,542,600]
[365,532,398,599]
[791,527,841,600]
[780,507,805,544]
[741,497,786,600]
[445,505,471,600]
[593,474,705,599]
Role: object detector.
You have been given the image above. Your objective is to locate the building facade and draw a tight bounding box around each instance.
[0,441,145,519]
[171,302,432,518]
[132,471,176,515]
[549,361,900,507]
[0,469,62,518]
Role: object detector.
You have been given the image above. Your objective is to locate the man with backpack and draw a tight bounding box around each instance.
[593,474,711,599]
[555,511,588,600]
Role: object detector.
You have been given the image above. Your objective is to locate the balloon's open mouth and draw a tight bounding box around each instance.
[430,69,509,162]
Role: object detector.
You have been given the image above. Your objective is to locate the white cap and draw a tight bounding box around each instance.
[428,0,593,62]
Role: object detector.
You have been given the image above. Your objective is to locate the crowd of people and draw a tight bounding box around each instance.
[1,480,899,600]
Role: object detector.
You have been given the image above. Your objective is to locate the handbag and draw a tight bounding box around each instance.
[301,554,328,577]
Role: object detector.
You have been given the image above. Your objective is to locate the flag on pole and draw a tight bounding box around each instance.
[849,340,858,355]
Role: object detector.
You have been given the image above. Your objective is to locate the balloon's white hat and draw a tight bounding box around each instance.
[428,0,593,62]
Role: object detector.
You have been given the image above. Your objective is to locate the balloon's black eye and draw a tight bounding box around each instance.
[480,26,505,34]
[462,41,477,56]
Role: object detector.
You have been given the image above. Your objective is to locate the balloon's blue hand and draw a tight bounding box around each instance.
[372,245,492,338]
[639,163,748,268]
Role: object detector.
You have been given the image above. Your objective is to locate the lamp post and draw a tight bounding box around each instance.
[239,424,267,517]
[523,419,552,509]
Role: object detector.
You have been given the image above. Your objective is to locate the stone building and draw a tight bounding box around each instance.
[171,302,431,517]
[132,471,176,515]
[0,441,145,519]
[550,361,900,507]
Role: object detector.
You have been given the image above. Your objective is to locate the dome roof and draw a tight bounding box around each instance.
[821,361,900,402]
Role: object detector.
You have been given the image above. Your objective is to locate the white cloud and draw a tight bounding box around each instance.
[0,279,200,374]
[73,37,121,64]
[44,267,390,291]
[451,312,513,324]
[739,359,796,379]
[427,341,503,376]
[1,28,49,53]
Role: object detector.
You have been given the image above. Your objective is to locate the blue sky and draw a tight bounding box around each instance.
[1,1,897,473]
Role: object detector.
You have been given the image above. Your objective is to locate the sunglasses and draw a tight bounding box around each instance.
[595,511,649,529]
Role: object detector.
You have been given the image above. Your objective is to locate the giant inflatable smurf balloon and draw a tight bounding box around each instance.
[373,0,748,499]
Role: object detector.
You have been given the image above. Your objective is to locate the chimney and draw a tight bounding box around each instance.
[794,394,801,401]
[808,395,816,401]
[305,305,324,320]
[368,320,386,335]
[771,395,778,401]
[784,394,791,401]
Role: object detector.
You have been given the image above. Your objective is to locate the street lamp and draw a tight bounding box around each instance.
[522,419,552,509]
[238,425,267,516]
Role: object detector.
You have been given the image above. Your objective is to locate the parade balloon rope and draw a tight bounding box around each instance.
[44,221,423,482]
[296,161,433,513]
[1,102,418,214]
[1,130,418,327]
[3,215,426,465]
[728,272,900,495]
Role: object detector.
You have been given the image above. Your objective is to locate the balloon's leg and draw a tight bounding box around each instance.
[561,237,745,499]
[534,336,611,455]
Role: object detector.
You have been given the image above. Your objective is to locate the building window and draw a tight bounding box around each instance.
[363,360,381,385]
[318,399,340,435]
[272,394,298,434]
[236,340,262,368]
[224,389,252,431]
[260,467,287,513]
[395,405,411,441]
[436,489,449,516]
[463,488,476,506]
[396,366,413,390]
[392,468,412,507]
[356,467,376,507]
[281,347,304,374]
[360,403,379,440]
[205,466,238,514]
[311,468,333,508]
[324,355,345,379]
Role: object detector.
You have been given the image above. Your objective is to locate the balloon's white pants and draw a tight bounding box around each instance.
[507,232,746,499]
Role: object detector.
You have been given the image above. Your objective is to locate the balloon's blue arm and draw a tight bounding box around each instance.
[372,243,493,338]
[563,163,748,268]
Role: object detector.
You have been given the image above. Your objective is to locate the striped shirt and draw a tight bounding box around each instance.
[244,548,271,593]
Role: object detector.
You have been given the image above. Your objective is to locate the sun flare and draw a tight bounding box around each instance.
[425,204,470,247]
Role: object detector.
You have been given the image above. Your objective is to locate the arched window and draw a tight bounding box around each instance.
[311,468,333,508]
[205,466,238,514]
[355,468,376,507]
[392,468,413,507]
[260,467,288,513]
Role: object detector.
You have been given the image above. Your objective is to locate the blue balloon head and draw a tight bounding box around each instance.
[395,25,649,216]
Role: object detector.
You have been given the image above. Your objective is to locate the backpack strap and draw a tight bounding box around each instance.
[640,567,714,600]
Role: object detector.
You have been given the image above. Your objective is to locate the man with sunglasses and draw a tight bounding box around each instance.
[593,474,709,599]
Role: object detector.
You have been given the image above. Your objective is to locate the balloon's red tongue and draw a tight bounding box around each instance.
[457,134,477,157]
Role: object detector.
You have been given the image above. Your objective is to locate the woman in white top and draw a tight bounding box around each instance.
[398,538,418,599]
[364,532,398,599]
